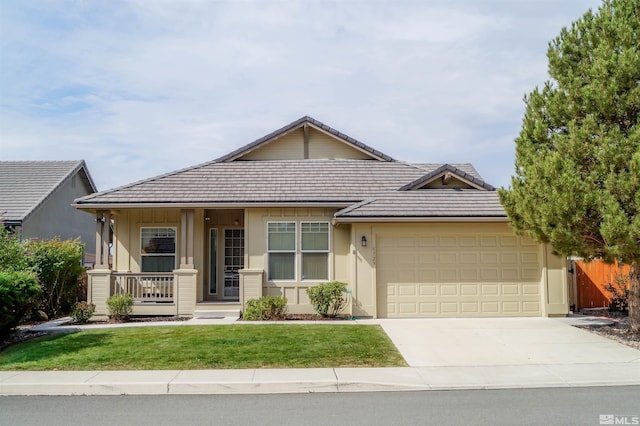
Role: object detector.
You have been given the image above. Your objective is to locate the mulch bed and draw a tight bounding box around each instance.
[574,310,640,350]
[272,314,351,321]
[1,329,49,352]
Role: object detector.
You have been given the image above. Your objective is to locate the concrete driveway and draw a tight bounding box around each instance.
[375,317,640,367]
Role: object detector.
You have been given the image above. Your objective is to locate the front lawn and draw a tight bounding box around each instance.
[0,324,406,370]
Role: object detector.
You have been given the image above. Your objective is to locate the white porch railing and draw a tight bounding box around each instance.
[111,273,174,303]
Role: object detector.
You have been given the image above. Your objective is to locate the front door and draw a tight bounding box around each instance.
[223,228,244,299]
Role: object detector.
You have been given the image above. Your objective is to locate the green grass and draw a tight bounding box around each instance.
[0,325,406,370]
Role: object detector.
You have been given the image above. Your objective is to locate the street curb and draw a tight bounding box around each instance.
[2,364,640,396]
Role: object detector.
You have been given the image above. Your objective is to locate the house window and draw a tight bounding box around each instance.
[267,222,296,280]
[140,227,176,272]
[267,221,330,281]
[301,222,329,280]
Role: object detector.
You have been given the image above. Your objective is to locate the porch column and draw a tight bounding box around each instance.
[239,269,264,307]
[95,210,110,269]
[87,269,111,318]
[180,209,195,269]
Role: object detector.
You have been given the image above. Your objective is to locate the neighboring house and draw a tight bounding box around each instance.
[74,116,569,318]
[0,160,98,264]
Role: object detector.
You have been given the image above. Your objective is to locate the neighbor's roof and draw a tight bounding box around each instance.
[0,160,97,222]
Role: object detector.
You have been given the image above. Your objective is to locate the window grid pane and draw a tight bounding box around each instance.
[268,253,295,280]
[301,222,329,251]
[268,222,296,251]
[141,256,175,273]
[302,253,328,280]
[141,227,176,272]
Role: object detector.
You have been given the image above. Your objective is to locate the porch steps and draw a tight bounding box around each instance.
[193,310,240,319]
[193,303,242,319]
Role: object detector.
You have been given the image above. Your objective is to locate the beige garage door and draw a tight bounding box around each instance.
[376,233,542,317]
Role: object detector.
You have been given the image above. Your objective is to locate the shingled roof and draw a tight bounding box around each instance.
[76,160,476,206]
[1,160,97,223]
[334,190,506,221]
[74,116,506,220]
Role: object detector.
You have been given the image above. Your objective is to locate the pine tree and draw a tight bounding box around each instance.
[499,0,640,332]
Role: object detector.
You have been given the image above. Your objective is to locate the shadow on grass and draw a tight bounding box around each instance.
[0,331,113,368]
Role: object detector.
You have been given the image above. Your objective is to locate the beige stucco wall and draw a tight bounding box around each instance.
[244,207,351,314]
[107,208,567,318]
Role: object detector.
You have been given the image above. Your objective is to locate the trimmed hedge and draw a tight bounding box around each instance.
[0,271,41,340]
[243,296,288,320]
[306,281,347,318]
[107,293,134,322]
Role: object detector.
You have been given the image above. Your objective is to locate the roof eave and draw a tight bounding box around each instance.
[73,201,356,211]
[332,216,509,224]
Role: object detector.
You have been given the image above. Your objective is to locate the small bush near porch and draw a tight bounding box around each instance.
[0,325,405,370]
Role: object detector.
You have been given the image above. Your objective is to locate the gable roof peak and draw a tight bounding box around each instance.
[400,163,495,191]
[215,115,395,163]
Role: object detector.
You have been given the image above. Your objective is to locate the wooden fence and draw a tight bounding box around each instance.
[574,259,630,310]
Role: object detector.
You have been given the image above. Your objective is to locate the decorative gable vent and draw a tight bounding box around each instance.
[400,164,495,191]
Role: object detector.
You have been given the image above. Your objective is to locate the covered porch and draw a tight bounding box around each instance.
[86,208,261,318]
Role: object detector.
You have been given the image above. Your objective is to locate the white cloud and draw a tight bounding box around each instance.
[0,0,603,190]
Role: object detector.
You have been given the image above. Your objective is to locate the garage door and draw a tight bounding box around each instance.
[376,233,542,317]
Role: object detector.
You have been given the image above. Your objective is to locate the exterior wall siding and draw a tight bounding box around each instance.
[105,209,567,319]
[308,129,373,159]
[113,208,181,273]
[22,173,96,261]
[240,128,375,161]
[245,207,351,314]
[240,131,305,160]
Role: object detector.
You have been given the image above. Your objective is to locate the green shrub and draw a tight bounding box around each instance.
[243,296,288,320]
[25,237,85,317]
[0,226,29,273]
[71,301,95,324]
[106,293,134,322]
[606,274,630,313]
[0,271,41,340]
[306,281,348,318]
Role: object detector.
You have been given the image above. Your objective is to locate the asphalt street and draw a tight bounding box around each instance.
[2,386,639,426]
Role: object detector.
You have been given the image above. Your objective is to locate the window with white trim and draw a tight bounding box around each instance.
[140,227,176,272]
[301,222,329,280]
[267,222,296,280]
[267,221,330,281]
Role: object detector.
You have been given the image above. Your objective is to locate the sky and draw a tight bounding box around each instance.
[0,0,603,192]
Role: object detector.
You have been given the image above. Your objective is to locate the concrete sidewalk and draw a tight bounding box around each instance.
[2,363,640,395]
[1,317,639,395]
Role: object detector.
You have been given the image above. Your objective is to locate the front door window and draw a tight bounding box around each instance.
[223,229,244,299]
